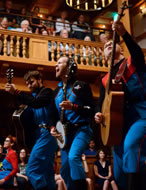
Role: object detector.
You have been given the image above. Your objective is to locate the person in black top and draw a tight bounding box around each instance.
[94,149,118,190]
[5,70,58,190]
[51,56,95,190]
[94,21,146,190]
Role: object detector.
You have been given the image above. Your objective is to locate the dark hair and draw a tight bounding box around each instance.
[96,148,107,160]
[66,57,78,77]
[24,70,43,81]
[18,148,28,164]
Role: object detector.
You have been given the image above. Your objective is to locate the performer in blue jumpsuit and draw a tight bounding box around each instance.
[51,56,95,190]
[5,71,58,190]
[94,21,146,190]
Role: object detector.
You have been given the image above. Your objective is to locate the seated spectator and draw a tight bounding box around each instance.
[17,7,28,26]
[43,15,55,36]
[0,144,5,168]
[84,139,97,156]
[14,148,29,190]
[59,29,74,56]
[0,135,18,186]
[82,35,97,65]
[94,149,118,190]
[30,6,42,33]
[82,154,93,190]
[72,14,94,40]
[55,11,71,35]
[0,0,17,28]
[12,20,32,33]
[98,33,108,66]
[0,17,10,55]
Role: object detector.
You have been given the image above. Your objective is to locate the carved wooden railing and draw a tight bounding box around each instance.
[0,29,109,72]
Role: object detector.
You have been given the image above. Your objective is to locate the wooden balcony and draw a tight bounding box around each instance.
[0,29,110,97]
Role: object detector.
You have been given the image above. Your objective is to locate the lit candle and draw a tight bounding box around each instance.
[85,2,88,10]
[94,0,97,9]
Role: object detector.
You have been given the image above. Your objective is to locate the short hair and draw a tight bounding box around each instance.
[7,135,16,144]
[24,70,42,81]
[21,20,29,27]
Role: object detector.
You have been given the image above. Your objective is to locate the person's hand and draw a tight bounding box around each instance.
[111,21,126,36]
[50,127,61,138]
[105,176,110,180]
[82,154,86,161]
[5,83,16,94]
[59,100,73,110]
[0,179,5,185]
[94,112,104,124]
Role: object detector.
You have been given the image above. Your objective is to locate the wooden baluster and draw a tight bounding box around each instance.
[22,37,26,58]
[91,46,94,66]
[86,46,90,65]
[63,42,65,56]
[102,50,105,67]
[3,35,7,56]
[74,44,78,64]
[68,43,72,58]
[10,35,14,57]
[96,48,100,66]
[57,42,60,60]
[16,36,20,57]
[80,45,83,65]
[51,41,54,62]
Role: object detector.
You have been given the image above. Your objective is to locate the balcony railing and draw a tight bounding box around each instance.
[0,29,109,72]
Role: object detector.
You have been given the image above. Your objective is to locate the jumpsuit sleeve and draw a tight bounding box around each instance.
[4,151,18,182]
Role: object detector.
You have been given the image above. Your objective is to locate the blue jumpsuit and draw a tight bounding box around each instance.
[14,87,58,190]
[97,32,146,189]
[54,80,94,190]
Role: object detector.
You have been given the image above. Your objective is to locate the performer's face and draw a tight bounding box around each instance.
[104,40,121,61]
[56,57,68,79]
[26,77,41,92]
[4,138,11,148]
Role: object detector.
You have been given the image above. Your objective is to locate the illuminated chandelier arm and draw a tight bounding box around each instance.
[73,0,88,7]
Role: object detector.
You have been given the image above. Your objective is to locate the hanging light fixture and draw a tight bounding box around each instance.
[66,0,114,11]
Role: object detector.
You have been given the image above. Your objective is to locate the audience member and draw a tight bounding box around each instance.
[94,149,118,190]
[0,135,18,186]
[17,7,28,26]
[60,29,74,56]
[72,14,94,40]
[55,11,71,35]
[0,144,5,168]
[82,154,93,190]
[0,0,17,27]
[30,6,42,33]
[43,15,55,36]
[84,139,97,156]
[12,20,32,33]
[15,148,29,190]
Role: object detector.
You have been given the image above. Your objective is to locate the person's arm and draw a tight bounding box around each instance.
[93,164,105,179]
[82,154,89,173]
[107,165,112,178]
[14,87,53,108]
[122,32,145,70]
[4,151,18,182]
[72,81,95,117]
[112,21,145,70]
[16,173,28,181]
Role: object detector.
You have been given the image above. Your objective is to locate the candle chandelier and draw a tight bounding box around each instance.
[66,0,114,11]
